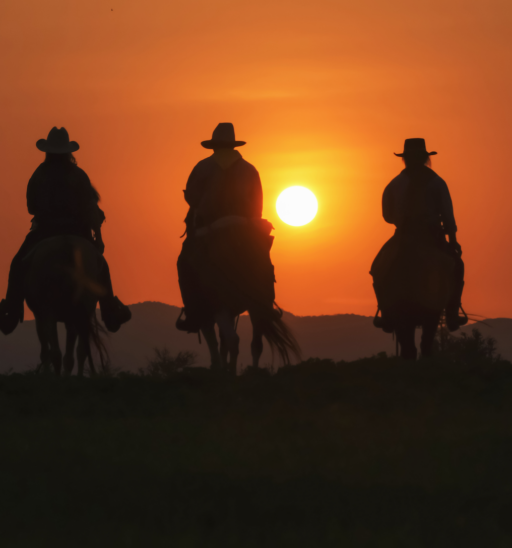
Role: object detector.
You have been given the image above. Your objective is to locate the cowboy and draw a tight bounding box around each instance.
[374,138,466,332]
[0,127,131,334]
[176,123,268,332]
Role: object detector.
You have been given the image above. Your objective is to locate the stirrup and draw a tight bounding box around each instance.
[175,308,200,333]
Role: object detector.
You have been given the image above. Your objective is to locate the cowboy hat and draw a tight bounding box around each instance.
[36,127,79,153]
[394,138,437,157]
[201,123,246,149]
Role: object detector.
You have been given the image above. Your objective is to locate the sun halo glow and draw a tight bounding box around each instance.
[276,186,318,227]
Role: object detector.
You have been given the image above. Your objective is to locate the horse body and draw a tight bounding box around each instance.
[24,235,106,375]
[372,231,455,359]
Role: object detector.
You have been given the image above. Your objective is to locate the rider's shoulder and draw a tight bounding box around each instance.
[189,156,219,177]
[386,171,408,188]
[237,157,260,177]
[424,168,447,188]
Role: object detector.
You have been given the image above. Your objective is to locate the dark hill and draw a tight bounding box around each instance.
[0,301,510,372]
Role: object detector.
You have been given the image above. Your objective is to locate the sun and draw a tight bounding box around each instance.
[276,186,318,226]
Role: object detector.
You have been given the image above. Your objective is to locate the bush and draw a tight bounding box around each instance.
[433,326,500,365]
[141,348,196,379]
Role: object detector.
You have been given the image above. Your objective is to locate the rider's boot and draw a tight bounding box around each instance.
[0,298,23,335]
[373,308,394,333]
[97,256,131,333]
[175,307,201,333]
[100,296,132,333]
[445,304,468,332]
[0,263,25,335]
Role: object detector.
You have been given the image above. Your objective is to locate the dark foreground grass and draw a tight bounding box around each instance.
[2,356,512,547]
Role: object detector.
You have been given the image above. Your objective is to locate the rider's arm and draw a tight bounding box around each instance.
[90,205,105,253]
[436,178,461,255]
[382,183,395,224]
[248,168,263,219]
[26,167,43,216]
[77,169,105,252]
[184,163,205,207]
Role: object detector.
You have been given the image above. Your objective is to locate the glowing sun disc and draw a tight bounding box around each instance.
[276,186,318,226]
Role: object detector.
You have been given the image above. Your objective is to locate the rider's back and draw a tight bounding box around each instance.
[185,154,262,229]
[383,166,456,234]
[27,159,99,229]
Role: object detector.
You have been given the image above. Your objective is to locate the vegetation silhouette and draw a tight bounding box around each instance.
[371,138,466,359]
[1,335,512,546]
[142,347,196,378]
[177,123,300,373]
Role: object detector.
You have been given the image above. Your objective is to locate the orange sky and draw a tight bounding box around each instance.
[1,0,511,318]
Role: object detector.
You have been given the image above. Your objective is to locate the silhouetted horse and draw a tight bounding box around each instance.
[371,231,455,359]
[24,236,107,375]
[190,217,301,374]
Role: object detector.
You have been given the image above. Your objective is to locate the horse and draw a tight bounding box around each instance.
[24,235,107,376]
[186,217,301,374]
[371,231,456,359]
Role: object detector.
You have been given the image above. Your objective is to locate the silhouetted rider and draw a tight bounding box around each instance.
[377,138,466,331]
[0,127,131,334]
[177,123,268,332]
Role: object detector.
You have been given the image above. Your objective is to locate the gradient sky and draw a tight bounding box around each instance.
[1,0,511,318]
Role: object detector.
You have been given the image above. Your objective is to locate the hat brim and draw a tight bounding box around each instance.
[394,151,437,157]
[36,139,80,153]
[201,140,246,149]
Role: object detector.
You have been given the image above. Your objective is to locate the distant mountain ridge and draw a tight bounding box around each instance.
[1,301,511,373]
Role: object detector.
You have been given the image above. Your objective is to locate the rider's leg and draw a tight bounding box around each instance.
[446,256,466,332]
[176,242,204,333]
[201,322,222,371]
[97,257,131,333]
[420,312,440,358]
[395,322,417,360]
[0,231,45,334]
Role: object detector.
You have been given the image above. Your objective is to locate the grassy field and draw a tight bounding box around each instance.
[1,352,512,547]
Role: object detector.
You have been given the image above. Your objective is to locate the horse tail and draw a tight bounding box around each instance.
[71,246,109,375]
[257,302,302,365]
[76,308,109,375]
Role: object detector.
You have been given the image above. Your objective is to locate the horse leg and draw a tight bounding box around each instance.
[249,310,264,368]
[201,322,222,372]
[395,321,417,360]
[37,318,62,375]
[35,318,52,374]
[219,329,228,366]
[215,310,239,375]
[77,331,96,377]
[420,312,441,358]
[63,323,78,375]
